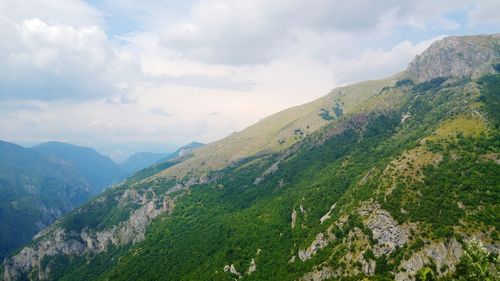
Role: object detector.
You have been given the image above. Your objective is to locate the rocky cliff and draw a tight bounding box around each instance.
[406,34,499,82]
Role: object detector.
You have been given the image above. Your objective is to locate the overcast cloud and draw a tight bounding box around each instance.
[0,0,498,160]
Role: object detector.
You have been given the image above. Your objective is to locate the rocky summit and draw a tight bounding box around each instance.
[2,34,499,281]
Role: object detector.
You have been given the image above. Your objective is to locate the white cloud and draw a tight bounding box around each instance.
[330,37,443,84]
[0,18,135,100]
[0,0,101,26]
[1,0,499,158]
[155,0,471,65]
[467,0,500,26]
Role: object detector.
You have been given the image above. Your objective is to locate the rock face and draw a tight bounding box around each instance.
[254,161,279,185]
[2,189,175,281]
[298,232,332,262]
[300,265,336,281]
[291,209,297,229]
[319,203,336,224]
[405,34,500,83]
[223,264,242,278]
[396,238,462,281]
[246,258,257,275]
[361,259,376,276]
[359,203,409,257]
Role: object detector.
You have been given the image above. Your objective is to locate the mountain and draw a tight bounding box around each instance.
[157,141,204,163]
[121,141,205,176]
[121,152,171,175]
[158,78,397,179]
[124,141,206,181]
[0,141,93,261]
[33,142,127,193]
[3,34,499,281]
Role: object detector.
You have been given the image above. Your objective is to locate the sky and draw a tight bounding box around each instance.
[0,0,499,161]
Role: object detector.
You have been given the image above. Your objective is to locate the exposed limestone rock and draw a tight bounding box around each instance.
[299,265,336,281]
[359,168,375,185]
[246,248,261,275]
[3,228,87,280]
[223,248,261,278]
[319,203,336,224]
[300,204,306,216]
[246,258,256,275]
[288,255,296,263]
[119,188,147,207]
[405,34,500,83]
[361,259,376,276]
[254,161,279,185]
[401,112,411,123]
[291,209,297,229]
[298,226,335,261]
[223,264,242,278]
[396,238,462,281]
[2,190,176,281]
[483,152,500,164]
[5,176,212,280]
[359,203,409,257]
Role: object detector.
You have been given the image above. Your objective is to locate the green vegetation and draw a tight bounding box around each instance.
[26,74,499,281]
[0,141,93,261]
[4,42,500,280]
[319,108,334,120]
[454,238,498,281]
[413,76,448,92]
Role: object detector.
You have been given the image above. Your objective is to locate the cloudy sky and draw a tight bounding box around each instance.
[0,0,499,161]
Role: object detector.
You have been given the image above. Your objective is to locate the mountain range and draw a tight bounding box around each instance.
[32,142,127,194]
[2,34,499,281]
[120,142,204,175]
[0,141,94,261]
[0,141,202,263]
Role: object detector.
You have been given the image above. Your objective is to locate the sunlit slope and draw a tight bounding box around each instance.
[158,75,400,179]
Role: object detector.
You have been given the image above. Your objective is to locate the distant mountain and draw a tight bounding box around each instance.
[4,34,499,281]
[157,142,204,163]
[120,142,204,176]
[0,140,93,261]
[126,142,205,181]
[33,142,126,193]
[121,152,171,175]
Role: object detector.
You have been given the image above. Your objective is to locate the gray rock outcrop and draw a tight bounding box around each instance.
[359,203,409,257]
[299,265,336,281]
[2,190,175,281]
[396,238,462,281]
[405,34,500,83]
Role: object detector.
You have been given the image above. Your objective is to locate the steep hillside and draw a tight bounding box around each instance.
[0,141,93,261]
[33,142,126,193]
[3,34,499,281]
[159,76,398,179]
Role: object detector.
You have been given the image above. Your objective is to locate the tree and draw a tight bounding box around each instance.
[416,266,435,281]
[455,238,497,281]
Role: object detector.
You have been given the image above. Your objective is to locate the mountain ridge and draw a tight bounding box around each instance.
[405,34,500,83]
[0,140,93,261]
[33,141,127,193]
[3,33,499,281]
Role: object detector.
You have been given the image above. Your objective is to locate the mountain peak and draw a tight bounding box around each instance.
[405,34,500,83]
